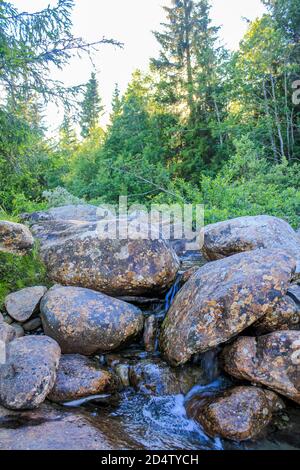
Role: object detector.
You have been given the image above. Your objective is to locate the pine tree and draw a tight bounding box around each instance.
[80,72,104,138]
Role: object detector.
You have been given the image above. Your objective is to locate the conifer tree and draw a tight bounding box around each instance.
[80,72,104,138]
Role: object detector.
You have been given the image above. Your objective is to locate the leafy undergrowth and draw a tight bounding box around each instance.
[0,246,48,309]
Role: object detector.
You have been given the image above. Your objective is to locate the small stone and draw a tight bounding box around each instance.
[5,286,47,323]
[23,317,42,332]
[11,324,25,338]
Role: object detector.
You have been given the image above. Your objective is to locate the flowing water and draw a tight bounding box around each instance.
[1,251,300,450]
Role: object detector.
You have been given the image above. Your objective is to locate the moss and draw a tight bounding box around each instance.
[0,245,49,309]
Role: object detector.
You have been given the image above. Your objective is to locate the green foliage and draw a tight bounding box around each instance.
[80,72,104,138]
[0,247,48,308]
[200,137,300,228]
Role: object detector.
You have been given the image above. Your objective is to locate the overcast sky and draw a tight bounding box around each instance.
[13,0,266,131]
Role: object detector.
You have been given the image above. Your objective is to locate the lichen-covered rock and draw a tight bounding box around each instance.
[24,205,179,297]
[186,386,281,441]
[253,296,300,335]
[0,221,34,255]
[202,216,300,267]
[48,354,120,403]
[222,331,300,404]
[4,286,47,322]
[129,358,207,396]
[161,249,295,366]
[40,286,144,355]
[0,336,61,410]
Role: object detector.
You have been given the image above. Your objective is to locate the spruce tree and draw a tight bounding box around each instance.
[80,72,104,138]
[110,83,122,121]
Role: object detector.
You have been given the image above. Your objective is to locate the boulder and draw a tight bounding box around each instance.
[4,286,47,322]
[48,354,120,403]
[202,216,300,269]
[161,249,295,366]
[0,336,61,410]
[0,220,34,255]
[186,386,282,442]
[40,286,144,355]
[253,296,300,335]
[222,331,300,404]
[24,205,179,297]
[129,358,207,396]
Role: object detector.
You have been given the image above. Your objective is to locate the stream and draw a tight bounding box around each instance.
[1,251,300,450]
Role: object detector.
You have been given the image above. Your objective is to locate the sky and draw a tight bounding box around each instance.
[12,0,266,132]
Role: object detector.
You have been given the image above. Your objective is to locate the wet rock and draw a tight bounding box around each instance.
[202,216,300,267]
[0,321,16,343]
[129,358,207,396]
[4,286,47,322]
[253,296,300,334]
[0,336,61,410]
[143,315,158,353]
[288,284,300,304]
[23,317,42,332]
[48,354,119,403]
[24,205,179,297]
[161,249,295,366]
[11,323,25,338]
[0,403,140,450]
[0,221,34,255]
[181,266,198,285]
[115,364,130,388]
[40,286,144,355]
[186,386,280,441]
[222,331,300,404]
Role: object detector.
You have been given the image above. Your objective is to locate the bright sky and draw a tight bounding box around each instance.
[13,0,266,132]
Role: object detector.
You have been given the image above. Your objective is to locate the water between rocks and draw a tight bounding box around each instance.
[1,252,300,450]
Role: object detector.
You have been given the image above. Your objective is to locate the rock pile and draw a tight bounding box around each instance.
[1,210,300,445]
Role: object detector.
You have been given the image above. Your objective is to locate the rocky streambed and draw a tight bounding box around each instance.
[0,208,300,450]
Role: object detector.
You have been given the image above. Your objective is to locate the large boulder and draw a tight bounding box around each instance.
[222,331,300,404]
[0,221,34,255]
[4,286,47,322]
[253,295,300,335]
[186,386,284,442]
[48,354,120,403]
[23,205,179,297]
[202,216,300,268]
[128,358,207,396]
[161,249,295,366]
[40,286,144,355]
[0,336,61,410]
